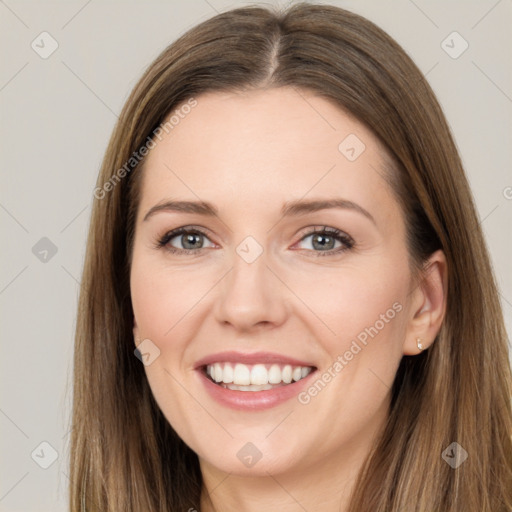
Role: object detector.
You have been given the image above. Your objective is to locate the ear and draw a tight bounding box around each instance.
[133,316,139,347]
[403,249,448,355]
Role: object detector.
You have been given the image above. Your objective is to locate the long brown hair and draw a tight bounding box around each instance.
[68,3,512,510]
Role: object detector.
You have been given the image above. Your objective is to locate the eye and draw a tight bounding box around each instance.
[154,225,354,257]
[156,227,215,254]
[294,227,354,256]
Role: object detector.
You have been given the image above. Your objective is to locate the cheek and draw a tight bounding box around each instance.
[290,261,410,416]
[290,268,408,438]
[289,261,409,347]
[131,259,207,341]
[130,259,209,437]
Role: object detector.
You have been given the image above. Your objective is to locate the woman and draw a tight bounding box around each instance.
[69,3,512,511]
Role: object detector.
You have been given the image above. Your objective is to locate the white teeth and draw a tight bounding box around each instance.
[233,363,251,385]
[223,383,274,391]
[251,364,268,385]
[282,365,292,384]
[268,364,282,384]
[222,363,234,383]
[214,363,223,383]
[205,362,313,389]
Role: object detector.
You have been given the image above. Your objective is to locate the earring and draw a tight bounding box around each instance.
[416,338,424,351]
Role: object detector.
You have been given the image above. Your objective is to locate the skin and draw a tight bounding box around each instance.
[130,87,447,512]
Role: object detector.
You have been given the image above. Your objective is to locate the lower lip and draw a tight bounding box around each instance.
[197,369,316,410]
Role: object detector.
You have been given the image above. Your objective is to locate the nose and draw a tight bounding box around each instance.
[213,248,288,332]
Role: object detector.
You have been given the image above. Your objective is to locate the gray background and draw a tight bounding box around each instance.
[1,0,511,510]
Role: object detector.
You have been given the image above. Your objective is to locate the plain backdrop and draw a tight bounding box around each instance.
[1,0,511,510]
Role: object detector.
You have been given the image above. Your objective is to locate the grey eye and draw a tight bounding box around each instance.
[298,233,342,251]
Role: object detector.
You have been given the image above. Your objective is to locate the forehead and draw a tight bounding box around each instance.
[138,87,399,224]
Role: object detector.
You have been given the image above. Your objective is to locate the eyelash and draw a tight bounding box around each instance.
[154,226,355,257]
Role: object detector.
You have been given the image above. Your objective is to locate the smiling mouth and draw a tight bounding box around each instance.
[203,362,316,392]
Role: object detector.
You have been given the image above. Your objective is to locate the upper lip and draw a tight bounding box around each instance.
[194,351,316,369]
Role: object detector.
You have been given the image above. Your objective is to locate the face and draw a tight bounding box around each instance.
[130,87,420,479]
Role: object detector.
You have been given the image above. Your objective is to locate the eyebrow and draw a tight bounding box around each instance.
[143,200,219,221]
[143,198,376,225]
[281,198,376,225]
